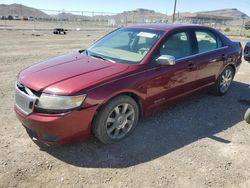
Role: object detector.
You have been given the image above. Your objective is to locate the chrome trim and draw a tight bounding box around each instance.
[177,46,229,62]
[15,82,37,115]
[24,87,36,97]
[16,81,23,88]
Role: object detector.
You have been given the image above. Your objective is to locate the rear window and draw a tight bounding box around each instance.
[195,31,222,53]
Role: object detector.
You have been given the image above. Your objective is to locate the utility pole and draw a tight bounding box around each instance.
[20,4,23,17]
[172,0,177,23]
[240,18,245,36]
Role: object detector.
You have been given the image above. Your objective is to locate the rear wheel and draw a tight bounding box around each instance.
[93,95,139,144]
[212,66,234,95]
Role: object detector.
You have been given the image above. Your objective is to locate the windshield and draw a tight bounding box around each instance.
[87,28,164,64]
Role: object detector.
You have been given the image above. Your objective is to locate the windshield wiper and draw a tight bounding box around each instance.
[89,54,116,63]
[78,49,88,55]
[90,54,106,61]
[79,49,115,63]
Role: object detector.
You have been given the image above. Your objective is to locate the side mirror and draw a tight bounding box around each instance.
[156,55,176,66]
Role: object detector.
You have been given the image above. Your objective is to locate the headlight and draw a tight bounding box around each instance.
[36,93,86,112]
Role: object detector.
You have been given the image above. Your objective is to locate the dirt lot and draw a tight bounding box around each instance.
[0,29,250,188]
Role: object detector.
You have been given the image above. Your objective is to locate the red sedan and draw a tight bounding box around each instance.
[15,24,242,145]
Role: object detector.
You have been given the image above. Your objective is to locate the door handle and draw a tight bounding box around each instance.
[209,59,217,63]
[188,61,196,70]
[222,54,227,61]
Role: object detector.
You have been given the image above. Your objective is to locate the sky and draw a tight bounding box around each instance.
[0,0,250,16]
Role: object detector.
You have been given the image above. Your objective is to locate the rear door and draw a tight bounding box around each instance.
[191,29,228,86]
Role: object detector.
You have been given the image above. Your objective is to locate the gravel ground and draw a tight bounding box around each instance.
[0,30,250,188]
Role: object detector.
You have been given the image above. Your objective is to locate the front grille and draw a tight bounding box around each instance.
[15,82,38,115]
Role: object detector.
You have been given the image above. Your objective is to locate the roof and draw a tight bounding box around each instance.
[127,23,211,31]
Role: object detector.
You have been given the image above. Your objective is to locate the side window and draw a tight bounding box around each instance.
[217,36,223,48]
[195,31,222,53]
[159,32,191,59]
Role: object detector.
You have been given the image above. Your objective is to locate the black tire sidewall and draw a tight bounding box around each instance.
[93,95,139,144]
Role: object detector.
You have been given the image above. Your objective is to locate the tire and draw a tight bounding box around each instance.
[212,66,234,96]
[92,95,139,144]
[244,108,250,124]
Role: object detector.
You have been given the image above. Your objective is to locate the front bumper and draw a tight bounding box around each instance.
[15,106,97,145]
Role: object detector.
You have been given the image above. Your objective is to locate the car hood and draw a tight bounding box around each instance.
[18,52,129,95]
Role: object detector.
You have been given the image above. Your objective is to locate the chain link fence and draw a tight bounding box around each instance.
[1,9,167,31]
[175,16,250,37]
[0,8,249,37]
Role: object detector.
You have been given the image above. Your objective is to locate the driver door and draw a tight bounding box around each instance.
[145,31,200,110]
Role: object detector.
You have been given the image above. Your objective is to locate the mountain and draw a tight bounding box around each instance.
[0,3,49,18]
[0,4,249,22]
[92,8,168,23]
[199,8,249,19]
[113,8,167,22]
[51,8,168,23]
[52,12,90,21]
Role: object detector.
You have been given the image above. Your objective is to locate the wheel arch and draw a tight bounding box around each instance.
[94,91,144,119]
[227,64,236,77]
[218,63,236,79]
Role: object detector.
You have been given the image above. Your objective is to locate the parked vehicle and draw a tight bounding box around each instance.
[15,24,242,145]
[245,21,250,30]
[7,15,13,20]
[1,16,7,20]
[23,16,28,21]
[244,41,250,61]
[53,28,67,35]
[13,15,21,20]
[243,42,250,124]
[245,109,250,124]
[28,16,34,21]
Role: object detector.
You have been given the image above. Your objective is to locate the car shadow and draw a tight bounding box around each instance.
[39,81,250,168]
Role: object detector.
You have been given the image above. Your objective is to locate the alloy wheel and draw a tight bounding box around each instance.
[219,69,233,93]
[106,103,135,140]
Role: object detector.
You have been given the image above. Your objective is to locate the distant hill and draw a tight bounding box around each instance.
[199,8,249,19]
[0,4,249,23]
[111,8,167,22]
[177,8,249,20]
[94,8,166,24]
[0,3,49,18]
[52,12,90,21]
[53,8,168,23]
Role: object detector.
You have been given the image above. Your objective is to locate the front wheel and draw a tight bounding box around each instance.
[212,66,234,96]
[93,95,139,144]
